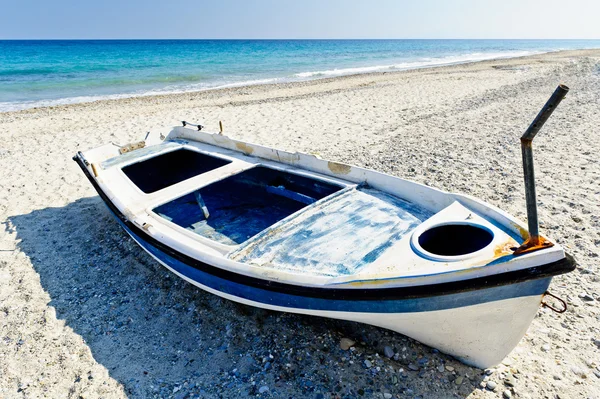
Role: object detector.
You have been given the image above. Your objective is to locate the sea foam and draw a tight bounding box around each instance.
[293,50,537,79]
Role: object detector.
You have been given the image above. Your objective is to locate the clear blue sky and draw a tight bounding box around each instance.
[2,0,599,39]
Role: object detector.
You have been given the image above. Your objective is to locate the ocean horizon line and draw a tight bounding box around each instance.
[2,38,600,41]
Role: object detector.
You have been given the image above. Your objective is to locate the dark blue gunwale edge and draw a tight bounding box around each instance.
[122,217,552,312]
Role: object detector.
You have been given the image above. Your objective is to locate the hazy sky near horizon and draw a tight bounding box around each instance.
[1,0,598,40]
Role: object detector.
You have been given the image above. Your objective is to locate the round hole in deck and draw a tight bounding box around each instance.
[417,223,493,257]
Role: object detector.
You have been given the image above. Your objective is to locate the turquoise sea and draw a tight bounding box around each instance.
[1,39,599,112]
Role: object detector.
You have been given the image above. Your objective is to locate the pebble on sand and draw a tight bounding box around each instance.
[339,338,355,351]
[570,366,587,378]
[486,381,497,391]
[383,346,394,358]
[503,389,512,398]
[579,292,595,301]
[504,374,516,387]
[259,386,269,394]
[541,344,551,352]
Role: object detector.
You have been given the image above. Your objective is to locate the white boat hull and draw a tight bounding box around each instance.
[128,223,547,369]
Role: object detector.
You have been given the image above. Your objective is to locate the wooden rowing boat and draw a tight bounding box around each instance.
[74,86,575,368]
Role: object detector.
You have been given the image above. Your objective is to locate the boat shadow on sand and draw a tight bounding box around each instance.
[8,196,485,398]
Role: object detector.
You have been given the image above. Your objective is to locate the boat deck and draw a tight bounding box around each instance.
[229,187,433,276]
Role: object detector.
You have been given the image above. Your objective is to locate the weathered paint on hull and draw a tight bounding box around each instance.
[118,212,550,368]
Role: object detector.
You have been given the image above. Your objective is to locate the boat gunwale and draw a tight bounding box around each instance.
[74,151,576,301]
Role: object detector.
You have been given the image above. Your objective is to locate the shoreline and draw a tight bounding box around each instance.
[2,48,599,115]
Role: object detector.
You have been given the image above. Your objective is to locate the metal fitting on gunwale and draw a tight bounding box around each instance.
[514,84,569,255]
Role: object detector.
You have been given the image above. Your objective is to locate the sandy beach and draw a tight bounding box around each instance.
[1,49,599,398]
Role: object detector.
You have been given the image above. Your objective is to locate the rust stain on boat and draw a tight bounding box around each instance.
[510,222,529,240]
[328,161,352,175]
[119,140,146,154]
[235,142,254,155]
[513,235,554,255]
[493,239,518,258]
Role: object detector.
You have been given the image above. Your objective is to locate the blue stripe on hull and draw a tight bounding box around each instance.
[117,216,551,314]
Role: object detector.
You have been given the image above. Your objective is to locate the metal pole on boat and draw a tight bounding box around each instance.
[515,84,569,255]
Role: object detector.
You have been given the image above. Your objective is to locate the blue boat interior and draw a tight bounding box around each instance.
[153,166,344,245]
[122,148,232,193]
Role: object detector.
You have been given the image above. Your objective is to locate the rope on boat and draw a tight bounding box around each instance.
[541,291,568,313]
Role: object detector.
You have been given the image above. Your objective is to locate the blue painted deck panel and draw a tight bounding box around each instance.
[230,188,434,276]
